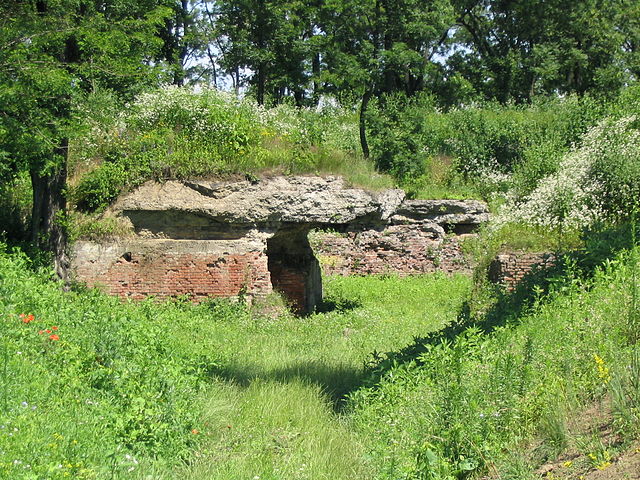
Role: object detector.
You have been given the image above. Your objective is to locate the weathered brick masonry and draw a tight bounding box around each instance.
[488,252,556,291]
[312,226,473,276]
[71,177,489,313]
[74,240,271,302]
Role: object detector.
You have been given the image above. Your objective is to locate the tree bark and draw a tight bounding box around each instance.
[312,52,321,106]
[359,90,373,159]
[256,64,266,105]
[30,139,69,285]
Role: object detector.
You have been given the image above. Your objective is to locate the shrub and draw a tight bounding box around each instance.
[366,92,606,200]
[496,116,640,230]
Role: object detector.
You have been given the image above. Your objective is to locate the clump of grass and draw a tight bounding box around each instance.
[69,213,134,241]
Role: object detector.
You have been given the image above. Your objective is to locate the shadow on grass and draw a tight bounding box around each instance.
[316,297,362,314]
[213,360,366,412]
[359,222,637,389]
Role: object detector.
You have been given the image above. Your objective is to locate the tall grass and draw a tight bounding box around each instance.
[0,244,470,479]
[348,244,640,479]
[3,226,640,479]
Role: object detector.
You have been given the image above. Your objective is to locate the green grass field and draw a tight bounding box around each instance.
[0,248,470,479]
[2,242,640,479]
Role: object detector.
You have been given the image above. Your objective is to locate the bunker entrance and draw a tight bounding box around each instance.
[266,226,322,315]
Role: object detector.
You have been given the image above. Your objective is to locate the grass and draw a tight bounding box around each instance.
[2,230,640,479]
[0,246,470,479]
[348,246,640,479]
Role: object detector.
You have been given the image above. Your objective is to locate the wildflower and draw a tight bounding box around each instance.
[45,329,51,334]
[20,314,34,324]
[191,429,199,435]
[51,326,58,331]
[49,334,60,341]
[594,354,611,384]
[38,330,44,335]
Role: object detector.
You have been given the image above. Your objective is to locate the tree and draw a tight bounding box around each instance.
[319,0,454,156]
[214,0,322,105]
[0,0,169,280]
[449,0,631,103]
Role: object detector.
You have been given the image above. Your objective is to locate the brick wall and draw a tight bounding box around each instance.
[73,240,272,303]
[488,252,556,291]
[268,261,307,313]
[311,225,473,276]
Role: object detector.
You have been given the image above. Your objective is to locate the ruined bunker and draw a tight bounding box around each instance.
[72,176,488,313]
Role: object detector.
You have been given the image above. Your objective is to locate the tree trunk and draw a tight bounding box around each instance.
[312,52,321,106]
[30,139,69,285]
[359,90,372,159]
[256,65,266,105]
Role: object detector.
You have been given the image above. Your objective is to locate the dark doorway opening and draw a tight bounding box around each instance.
[266,226,322,314]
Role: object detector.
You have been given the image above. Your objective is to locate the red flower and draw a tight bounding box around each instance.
[45,329,51,334]
[191,429,199,435]
[48,334,59,341]
[20,314,34,324]
[51,326,58,331]
[38,330,44,335]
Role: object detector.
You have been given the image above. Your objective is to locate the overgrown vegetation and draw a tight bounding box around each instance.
[0,251,469,478]
[350,244,640,479]
[2,231,640,479]
[4,2,640,478]
[69,86,391,213]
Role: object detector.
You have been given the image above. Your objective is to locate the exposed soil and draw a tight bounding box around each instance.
[530,398,639,480]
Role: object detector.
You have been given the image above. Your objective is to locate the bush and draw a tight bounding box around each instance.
[73,161,129,212]
[496,116,640,230]
[70,86,374,212]
[366,92,606,200]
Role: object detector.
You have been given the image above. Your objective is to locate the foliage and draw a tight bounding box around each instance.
[0,0,172,275]
[365,91,605,196]
[70,85,383,212]
[0,173,32,241]
[496,115,640,230]
[444,0,634,103]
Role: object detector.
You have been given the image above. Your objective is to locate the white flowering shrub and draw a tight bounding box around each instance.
[495,116,640,230]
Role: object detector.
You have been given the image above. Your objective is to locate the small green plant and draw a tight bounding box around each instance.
[536,404,569,459]
[611,348,640,437]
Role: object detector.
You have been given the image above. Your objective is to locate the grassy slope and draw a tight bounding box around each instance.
[349,249,640,479]
[2,244,639,480]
